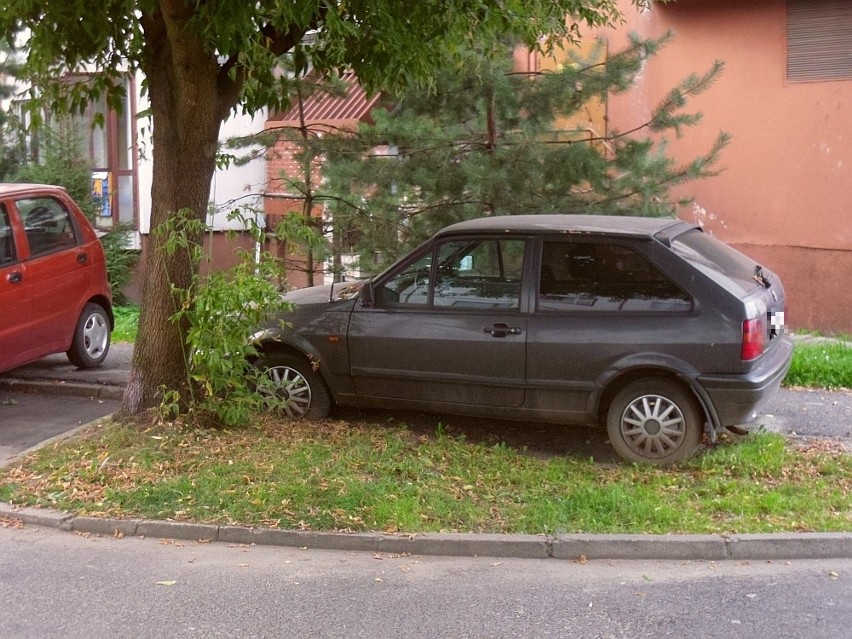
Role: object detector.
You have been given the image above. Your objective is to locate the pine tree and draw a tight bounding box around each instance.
[321,34,729,273]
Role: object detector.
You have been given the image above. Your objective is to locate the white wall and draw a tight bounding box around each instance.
[135,80,268,234]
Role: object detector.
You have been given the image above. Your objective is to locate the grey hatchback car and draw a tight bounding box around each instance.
[254,215,792,464]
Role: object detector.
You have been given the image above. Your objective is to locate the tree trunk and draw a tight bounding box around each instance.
[120,8,227,417]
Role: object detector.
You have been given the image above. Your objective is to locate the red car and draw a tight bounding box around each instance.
[0,184,113,374]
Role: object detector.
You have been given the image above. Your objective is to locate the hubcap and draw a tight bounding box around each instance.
[264,366,312,418]
[83,312,109,359]
[619,394,687,459]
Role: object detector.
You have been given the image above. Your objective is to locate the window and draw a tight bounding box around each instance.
[671,229,762,297]
[18,74,139,230]
[433,239,525,309]
[787,0,852,82]
[0,206,16,265]
[17,197,78,257]
[538,240,691,312]
[377,238,527,309]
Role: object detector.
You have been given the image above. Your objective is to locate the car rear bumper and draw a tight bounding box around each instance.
[696,336,793,427]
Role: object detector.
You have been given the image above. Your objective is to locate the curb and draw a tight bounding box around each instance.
[0,378,125,401]
[2,502,851,561]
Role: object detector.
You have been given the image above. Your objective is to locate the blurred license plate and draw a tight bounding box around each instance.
[768,310,785,338]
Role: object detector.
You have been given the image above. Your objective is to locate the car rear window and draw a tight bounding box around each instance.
[670,229,760,295]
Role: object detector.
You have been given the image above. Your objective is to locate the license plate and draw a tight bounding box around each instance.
[768,310,785,338]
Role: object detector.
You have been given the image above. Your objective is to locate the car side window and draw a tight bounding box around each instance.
[377,252,433,305]
[433,239,525,309]
[17,197,78,258]
[538,240,692,312]
[0,205,16,265]
[377,238,526,310]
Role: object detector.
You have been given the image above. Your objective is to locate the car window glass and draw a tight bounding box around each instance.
[376,252,432,305]
[17,197,78,258]
[538,240,691,312]
[670,229,760,296]
[0,205,16,265]
[433,239,525,309]
[376,238,526,309]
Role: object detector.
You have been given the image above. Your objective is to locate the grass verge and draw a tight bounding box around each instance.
[787,340,852,389]
[1,418,849,535]
[112,305,139,343]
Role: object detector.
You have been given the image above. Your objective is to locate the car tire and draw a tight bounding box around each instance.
[255,352,332,420]
[606,378,703,465]
[66,303,111,369]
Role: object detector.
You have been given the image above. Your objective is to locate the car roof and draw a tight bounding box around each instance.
[0,183,68,197]
[437,214,694,239]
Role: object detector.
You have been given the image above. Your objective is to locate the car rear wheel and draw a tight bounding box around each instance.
[67,303,111,369]
[606,378,703,465]
[255,353,331,420]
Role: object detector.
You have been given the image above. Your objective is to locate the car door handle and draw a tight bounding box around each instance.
[8,271,23,284]
[483,323,522,338]
[76,252,88,264]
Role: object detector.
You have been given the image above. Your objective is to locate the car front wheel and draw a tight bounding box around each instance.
[67,303,111,369]
[606,378,703,465]
[255,353,331,420]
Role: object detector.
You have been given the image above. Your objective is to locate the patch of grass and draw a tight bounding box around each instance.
[112,304,139,343]
[785,341,852,389]
[1,418,849,535]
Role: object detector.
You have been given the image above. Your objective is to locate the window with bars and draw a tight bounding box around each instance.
[787,0,852,82]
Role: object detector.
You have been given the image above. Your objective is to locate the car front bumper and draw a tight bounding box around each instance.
[696,336,794,427]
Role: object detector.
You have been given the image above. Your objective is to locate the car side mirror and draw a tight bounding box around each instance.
[360,280,375,307]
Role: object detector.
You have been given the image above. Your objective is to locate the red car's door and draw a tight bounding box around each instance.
[0,204,34,372]
[14,196,92,356]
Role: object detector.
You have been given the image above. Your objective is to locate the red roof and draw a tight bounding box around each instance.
[269,73,382,124]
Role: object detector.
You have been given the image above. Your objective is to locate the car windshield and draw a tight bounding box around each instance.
[670,229,761,296]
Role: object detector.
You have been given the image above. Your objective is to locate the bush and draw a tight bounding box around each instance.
[98,225,139,305]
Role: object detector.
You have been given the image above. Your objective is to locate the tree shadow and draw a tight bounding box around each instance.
[334,406,620,465]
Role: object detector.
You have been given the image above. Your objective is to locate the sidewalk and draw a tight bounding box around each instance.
[0,342,132,400]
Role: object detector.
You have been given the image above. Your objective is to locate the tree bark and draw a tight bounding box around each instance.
[120,4,227,416]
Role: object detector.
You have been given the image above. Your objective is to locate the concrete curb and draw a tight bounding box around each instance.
[2,501,850,561]
[0,377,125,400]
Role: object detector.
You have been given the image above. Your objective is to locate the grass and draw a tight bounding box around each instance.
[22,308,841,536]
[112,304,139,343]
[786,339,852,389]
[1,418,849,535]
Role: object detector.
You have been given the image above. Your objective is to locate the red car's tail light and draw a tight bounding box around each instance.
[741,318,766,360]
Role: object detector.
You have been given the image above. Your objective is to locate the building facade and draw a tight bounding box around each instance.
[604,0,852,333]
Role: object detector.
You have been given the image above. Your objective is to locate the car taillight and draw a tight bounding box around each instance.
[741,318,766,360]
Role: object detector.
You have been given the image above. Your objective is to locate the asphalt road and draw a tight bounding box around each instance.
[0,391,119,467]
[1,524,850,639]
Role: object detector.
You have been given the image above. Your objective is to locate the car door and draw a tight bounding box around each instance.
[526,238,695,421]
[14,196,92,356]
[0,203,34,371]
[348,236,529,408]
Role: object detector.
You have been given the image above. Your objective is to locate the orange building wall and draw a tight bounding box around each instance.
[603,0,852,333]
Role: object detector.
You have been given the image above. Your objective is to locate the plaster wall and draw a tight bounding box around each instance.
[605,0,852,333]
